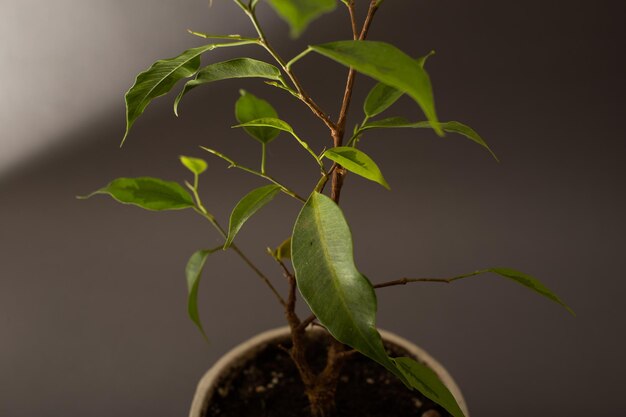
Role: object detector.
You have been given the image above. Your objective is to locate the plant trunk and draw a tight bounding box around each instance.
[306,380,339,417]
[288,326,348,417]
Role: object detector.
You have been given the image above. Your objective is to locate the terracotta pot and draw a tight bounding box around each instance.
[189,326,469,417]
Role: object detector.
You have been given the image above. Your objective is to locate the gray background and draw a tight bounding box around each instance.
[1,0,625,415]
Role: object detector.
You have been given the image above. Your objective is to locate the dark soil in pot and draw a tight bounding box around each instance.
[205,331,452,417]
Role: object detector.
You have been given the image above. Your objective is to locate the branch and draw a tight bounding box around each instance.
[193,207,287,307]
[343,0,358,40]
[374,270,489,289]
[200,147,306,202]
[331,0,381,203]
[298,314,317,331]
[237,4,336,132]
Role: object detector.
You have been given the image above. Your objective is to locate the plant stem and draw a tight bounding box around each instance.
[298,314,317,331]
[189,179,287,308]
[201,146,306,202]
[286,47,314,70]
[186,29,257,41]
[331,0,381,203]
[260,142,267,175]
[236,3,336,132]
[344,0,359,40]
[373,270,490,289]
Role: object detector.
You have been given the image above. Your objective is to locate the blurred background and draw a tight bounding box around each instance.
[1,0,625,415]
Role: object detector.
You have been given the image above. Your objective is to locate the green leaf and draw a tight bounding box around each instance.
[363,51,435,118]
[323,147,390,189]
[268,0,337,38]
[180,155,208,175]
[362,117,498,161]
[364,83,405,119]
[273,237,291,260]
[224,185,282,249]
[186,249,219,340]
[488,268,575,315]
[235,117,321,166]
[122,41,255,144]
[291,192,397,374]
[79,177,194,211]
[292,193,468,415]
[393,357,466,417]
[174,58,283,115]
[235,90,280,144]
[310,41,442,135]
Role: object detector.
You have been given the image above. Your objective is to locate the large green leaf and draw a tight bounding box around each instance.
[235,90,281,144]
[79,177,194,211]
[362,117,498,161]
[174,58,283,115]
[224,185,281,249]
[122,41,255,144]
[363,51,435,118]
[268,0,337,38]
[292,193,468,415]
[323,147,390,189]
[488,268,575,315]
[393,357,466,417]
[185,249,219,340]
[291,192,396,372]
[310,41,442,135]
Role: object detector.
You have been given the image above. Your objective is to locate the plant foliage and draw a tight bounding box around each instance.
[83,1,573,416]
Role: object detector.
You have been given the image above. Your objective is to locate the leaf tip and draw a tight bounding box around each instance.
[120,131,129,148]
[76,192,96,200]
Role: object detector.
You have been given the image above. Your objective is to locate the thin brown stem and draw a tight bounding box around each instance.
[244,8,336,132]
[346,0,358,40]
[230,244,287,307]
[298,314,317,331]
[194,208,287,307]
[330,0,381,203]
[359,0,380,40]
[374,270,489,289]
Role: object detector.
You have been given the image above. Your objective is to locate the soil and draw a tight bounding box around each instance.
[204,331,452,417]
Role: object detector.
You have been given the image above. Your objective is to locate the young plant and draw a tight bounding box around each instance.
[82,1,573,416]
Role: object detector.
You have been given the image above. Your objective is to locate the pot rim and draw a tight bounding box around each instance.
[189,326,469,417]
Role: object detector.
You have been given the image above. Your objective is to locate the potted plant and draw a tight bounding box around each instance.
[81,1,573,416]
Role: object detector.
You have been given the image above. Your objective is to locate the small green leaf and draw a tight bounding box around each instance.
[323,147,390,189]
[174,58,283,115]
[364,83,404,119]
[268,0,337,38]
[79,177,194,211]
[186,249,219,340]
[123,41,255,144]
[273,237,291,260]
[488,268,575,315]
[235,90,280,144]
[310,41,442,135]
[224,185,282,249]
[363,51,435,118]
[235,116,293,134]
[180,155,208,175]
[362,117,498,161]
[292,193,398,374]
[393,357,466,417]
[235,117,321,166]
